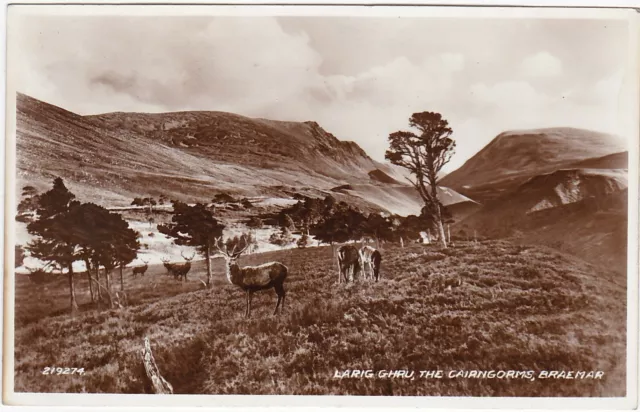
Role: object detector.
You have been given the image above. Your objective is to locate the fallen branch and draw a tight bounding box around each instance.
[141,337,173,394]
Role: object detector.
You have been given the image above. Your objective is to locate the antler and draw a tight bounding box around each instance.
[161,256,170,263]
[213,237,229,257]
[181,251,196,261]
[233,236,251,257]
[141,258,150,264]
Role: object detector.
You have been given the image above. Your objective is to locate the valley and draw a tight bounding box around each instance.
[11,92,631,397]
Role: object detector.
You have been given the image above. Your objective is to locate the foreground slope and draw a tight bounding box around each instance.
[440,128,627,203]
[14,241,626,396]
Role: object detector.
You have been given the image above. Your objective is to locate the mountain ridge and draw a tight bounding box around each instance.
[15,93,465,216]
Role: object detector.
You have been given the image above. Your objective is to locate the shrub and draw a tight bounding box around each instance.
[297,234,310,249]
[269,229,293,246]
[247,217,263,229]
[213,193,236,204]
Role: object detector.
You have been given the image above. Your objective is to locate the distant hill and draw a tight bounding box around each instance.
[564,151,627,169]
[15,93,470,216]
[368,169,400,184]
[440,128,627,203]
[332,183,479,218]
[456,168,628,272]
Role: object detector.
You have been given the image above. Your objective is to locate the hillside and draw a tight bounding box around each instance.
[15,93,468,216]
[440,128,627,203]
[331,183,479,217]
[456,169,628,272]
[14,241,626,396]
[564,151,628,170]
[85,111,377,181]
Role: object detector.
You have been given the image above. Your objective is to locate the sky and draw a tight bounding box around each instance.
[9,10,634,171]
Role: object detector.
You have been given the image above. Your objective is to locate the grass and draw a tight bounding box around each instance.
[13,240,626,396]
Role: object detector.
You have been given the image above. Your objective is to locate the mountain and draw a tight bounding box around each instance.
[458,167,627,231]
[330,183,479,218]
[439,128,628,203]
[15,93,469,216]
[455,165,628,271]
[564,151,627,169]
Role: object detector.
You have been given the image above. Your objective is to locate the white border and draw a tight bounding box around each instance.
[2,2,639,410]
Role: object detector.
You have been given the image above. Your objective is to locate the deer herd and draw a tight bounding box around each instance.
[128,241,381,318]
[160,251,195,281]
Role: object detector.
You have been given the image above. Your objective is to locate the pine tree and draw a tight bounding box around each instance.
[158,201,225,288]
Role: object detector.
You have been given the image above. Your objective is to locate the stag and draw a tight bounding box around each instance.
[161,257,174,277]
[214,237,288,318]
[337,244,360,284]
[161,252,195,281]
[132,258,150,278]
[359,245,382,282]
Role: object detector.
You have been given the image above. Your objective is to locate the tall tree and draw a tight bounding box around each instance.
[311,203,366,244]
[385,112,456,248]
[27,178,81,312]
[61,202,140,308]
[158,201,225,288]
[16,185,40,223]
[362,213,394,247]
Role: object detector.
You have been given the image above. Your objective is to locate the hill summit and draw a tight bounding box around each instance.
[439,127,627,203]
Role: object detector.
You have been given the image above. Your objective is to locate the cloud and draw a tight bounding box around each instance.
[10,15,631,171]
[520,51,563,78]
[470,80,552,107]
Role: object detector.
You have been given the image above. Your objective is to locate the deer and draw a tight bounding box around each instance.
[132,258,150,278]
[214,237,288,318]
[161,257,175,277]
[173,252,195,281]
[337,244,360,284]
[359,245,382,282]
[161,252,195,281]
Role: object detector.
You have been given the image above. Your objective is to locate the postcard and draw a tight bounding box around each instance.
[3,3,638,409]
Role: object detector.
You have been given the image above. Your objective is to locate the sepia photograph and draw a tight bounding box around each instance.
[2,3,639,408]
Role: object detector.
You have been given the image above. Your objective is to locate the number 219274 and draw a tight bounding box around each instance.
[42,367,85,375]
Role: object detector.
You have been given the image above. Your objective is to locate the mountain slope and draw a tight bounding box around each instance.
[564,151,628,170]
[331,183,479,217]
[456,168,628,272]
[86,111,378,181]
[440,128,627,203]
[15,93,471,215]
[16,93,373,206]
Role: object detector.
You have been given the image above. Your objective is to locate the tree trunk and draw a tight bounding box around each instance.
[435,205,447,248]
[400,237,404,248]
[95,265,102,301]
[105,270,113,308]
[84,259,94,303]
[68,263,79,314]
[120,264,124,291]
[447,224,451,244]
[141,337,173,394]
[205,243,212,288]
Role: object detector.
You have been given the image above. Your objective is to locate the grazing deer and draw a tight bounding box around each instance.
[214,237,288,318]
[337,245,360,284]
[132,258,150,278]
[359,245,382,282]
